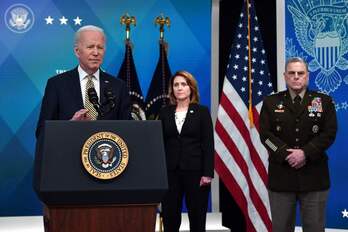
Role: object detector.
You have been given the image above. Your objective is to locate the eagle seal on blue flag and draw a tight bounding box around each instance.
[287,0,348,93]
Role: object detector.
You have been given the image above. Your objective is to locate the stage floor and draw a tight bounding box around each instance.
[0,213,346,232]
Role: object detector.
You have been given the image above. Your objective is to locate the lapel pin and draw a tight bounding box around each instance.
[190,110,194,113]
[312,125,319,133]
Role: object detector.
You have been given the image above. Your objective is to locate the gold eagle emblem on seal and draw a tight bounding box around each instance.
[81,132,129,180]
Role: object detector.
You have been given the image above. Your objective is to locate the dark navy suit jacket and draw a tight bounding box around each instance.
[36,67,130,138]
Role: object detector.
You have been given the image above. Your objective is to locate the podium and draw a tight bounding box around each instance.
[33,120,168,232]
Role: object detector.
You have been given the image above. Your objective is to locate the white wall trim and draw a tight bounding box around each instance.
[211,0,220,212]
[276,0,286,91]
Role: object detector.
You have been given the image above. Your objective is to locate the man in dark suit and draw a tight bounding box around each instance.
[36,25,130,138]
[259,57,337,232]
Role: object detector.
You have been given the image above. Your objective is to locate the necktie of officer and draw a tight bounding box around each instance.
[293,95,302,112]
[84,75,98,120]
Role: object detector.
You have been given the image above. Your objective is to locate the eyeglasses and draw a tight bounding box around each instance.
[286,71,306,78]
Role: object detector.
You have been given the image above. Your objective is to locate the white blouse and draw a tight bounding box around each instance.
[174,110,187,134]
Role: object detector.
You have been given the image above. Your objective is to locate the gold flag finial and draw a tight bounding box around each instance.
[120,13,136,40]
[154,13,170,40]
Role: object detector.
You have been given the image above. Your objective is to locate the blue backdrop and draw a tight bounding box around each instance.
[0,0,211,216]
[285,0,348,229]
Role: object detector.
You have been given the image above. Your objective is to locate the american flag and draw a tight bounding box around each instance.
[214,1,273,231]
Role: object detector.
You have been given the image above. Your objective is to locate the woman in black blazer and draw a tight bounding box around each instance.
[159,70,214,232]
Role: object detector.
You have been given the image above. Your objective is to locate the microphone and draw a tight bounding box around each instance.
[104,87,115,109]
[87,88,99,105]
[87,88,103,116]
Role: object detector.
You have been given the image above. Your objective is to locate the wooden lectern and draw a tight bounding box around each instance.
[33,121,168,232]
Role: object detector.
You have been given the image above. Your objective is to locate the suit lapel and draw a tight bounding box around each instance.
[292,90,310,117]
[300,91,311,117]
[69,68,84,109]
[180,104,196,134]
[282,91,293,113]
[168,105,179,135]
[99,71,106,104]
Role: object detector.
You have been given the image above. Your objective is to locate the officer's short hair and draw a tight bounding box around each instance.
[285,57,308,72]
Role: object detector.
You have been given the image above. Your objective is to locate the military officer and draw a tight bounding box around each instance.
[259,57,337,232]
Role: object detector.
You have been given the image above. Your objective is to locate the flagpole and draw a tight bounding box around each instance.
[154,15,171,232]
[120,13,136,41]
[144,14,172,120]
[246,0,255,128]
[155,13,171,56]
[118,14,146,120]
[120,13,136,90]
[155,13,170,41]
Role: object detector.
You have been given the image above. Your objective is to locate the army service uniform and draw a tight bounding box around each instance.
[259,89,337,232]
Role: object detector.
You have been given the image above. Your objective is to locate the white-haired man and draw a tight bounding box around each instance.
[36,25,130,138]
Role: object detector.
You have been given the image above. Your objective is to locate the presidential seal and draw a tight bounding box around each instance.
[5,4,35,33]
[81,132,129,180]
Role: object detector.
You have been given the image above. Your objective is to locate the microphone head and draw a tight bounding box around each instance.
[87,88,99,105]
[104,87,114,99]
[104,87,115,108]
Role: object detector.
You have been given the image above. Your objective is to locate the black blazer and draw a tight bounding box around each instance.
[36,67,131,138]
[259,90,337,191]
[159,104,214,177]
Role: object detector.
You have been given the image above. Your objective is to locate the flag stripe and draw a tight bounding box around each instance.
[216,102,269,204]
[215,153,257,232]
[223,80,269,171]
[215,118,271,230]
[220,83,268,184]
[215,132,268,231]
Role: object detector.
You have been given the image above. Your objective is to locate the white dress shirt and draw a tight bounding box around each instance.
[78,65,101,105]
